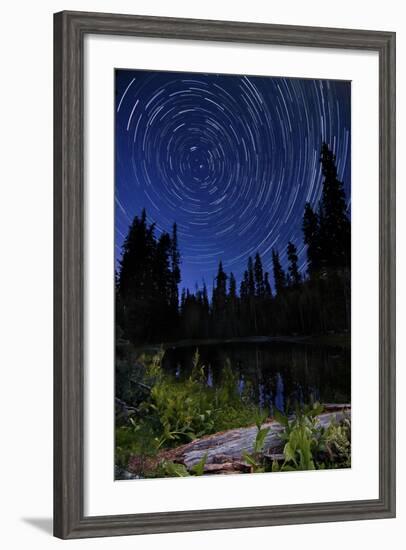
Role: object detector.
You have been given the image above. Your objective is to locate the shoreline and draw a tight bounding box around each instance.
[130,332,350,354]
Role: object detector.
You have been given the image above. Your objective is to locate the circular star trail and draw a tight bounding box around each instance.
[115,69,350,292]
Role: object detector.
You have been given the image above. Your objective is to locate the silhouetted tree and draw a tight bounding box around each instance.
[170,223,181,309]
[272,249,286,295]
[116,209,182,343]
[117,209,157,341]
[117,147,352,346]
[287,241,301,286]
[202,282,209,311]
[303,202,321,276]
[247,256,255,298]
[212,262,228,336]
[254,252,265,297]
[318,143,351,271]
[229,272,237,302]
[227,272,239,336]
[303,143,350,277]
[240,270,249,300]
[180,288,186,310]
[264,272,272,298]
[155,233,172,299]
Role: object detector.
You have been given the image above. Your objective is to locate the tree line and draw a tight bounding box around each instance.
[116,142,350,345]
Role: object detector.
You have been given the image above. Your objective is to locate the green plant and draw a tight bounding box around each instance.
[321,413,351,468]
[139,350,262,451]
[148,363,218,448]
[152,453,208,478]
[118,345,352,479]
[272,402,324,471]
[253,410,270,452]
[242,412,270,473]
[156,460,190,477]
[190,453,208,476]
[271,403,351,472]
[116,348,261,478]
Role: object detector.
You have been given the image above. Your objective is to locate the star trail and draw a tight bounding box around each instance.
[115,69,351,293]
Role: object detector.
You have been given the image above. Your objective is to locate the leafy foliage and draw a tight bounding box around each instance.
[116,349,351,478]
[190,453,209,476]
[116,350,262,477]
[271,404,351,472]
[242,413,271,473]
[156,461,190,478]
[154,453,209,478]
[320,413,351,468]
[240,403,351,475]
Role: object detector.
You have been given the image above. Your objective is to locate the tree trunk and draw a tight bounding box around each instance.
[157,405,350,473]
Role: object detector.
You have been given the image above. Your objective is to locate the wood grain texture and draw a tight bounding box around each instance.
[146,409,351,471]
[53,10,396,539]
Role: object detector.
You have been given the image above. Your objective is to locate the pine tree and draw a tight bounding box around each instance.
[180,288,186,311]
[211,261,228,337]
[212,261,227,314]
[117,209,158,341]
[201,281,210,337]
[202,282,209,312]
[247,256,255,297]
[170,223,181,308]
[155,232,172,302]
[116,209,183,343]
[254,252,265,297]
[303,202,321,276]
[303,143,350,277]
[240,270,249,300]
[318,142,350,270]
[272,249,286,295]
[287,241,301,286]
[227,272,238,337]
[264,272,272,297]
[229,272,237,301]
[118,209,150,299]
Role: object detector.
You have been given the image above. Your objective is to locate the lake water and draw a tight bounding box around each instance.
[162,340,350,413]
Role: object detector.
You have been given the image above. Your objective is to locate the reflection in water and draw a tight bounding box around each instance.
[162,341,350,413]
[238,375,245,395]
[275,373,285,413]
[207,365,213,388]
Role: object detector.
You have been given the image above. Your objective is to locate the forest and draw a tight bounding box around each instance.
[116,142,351,346]
[115,142,351,479]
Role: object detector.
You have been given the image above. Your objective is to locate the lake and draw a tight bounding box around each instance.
[161,339,350,414]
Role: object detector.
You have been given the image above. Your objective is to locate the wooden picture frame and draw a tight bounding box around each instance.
[54,10,396,539]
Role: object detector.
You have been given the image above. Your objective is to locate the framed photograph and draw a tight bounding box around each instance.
[54,10,396,539]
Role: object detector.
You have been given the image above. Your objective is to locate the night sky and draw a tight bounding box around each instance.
[115,69,351,294]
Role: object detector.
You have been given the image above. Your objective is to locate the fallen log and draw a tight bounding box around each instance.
[202,462,251,474]
[158,406,351,474]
